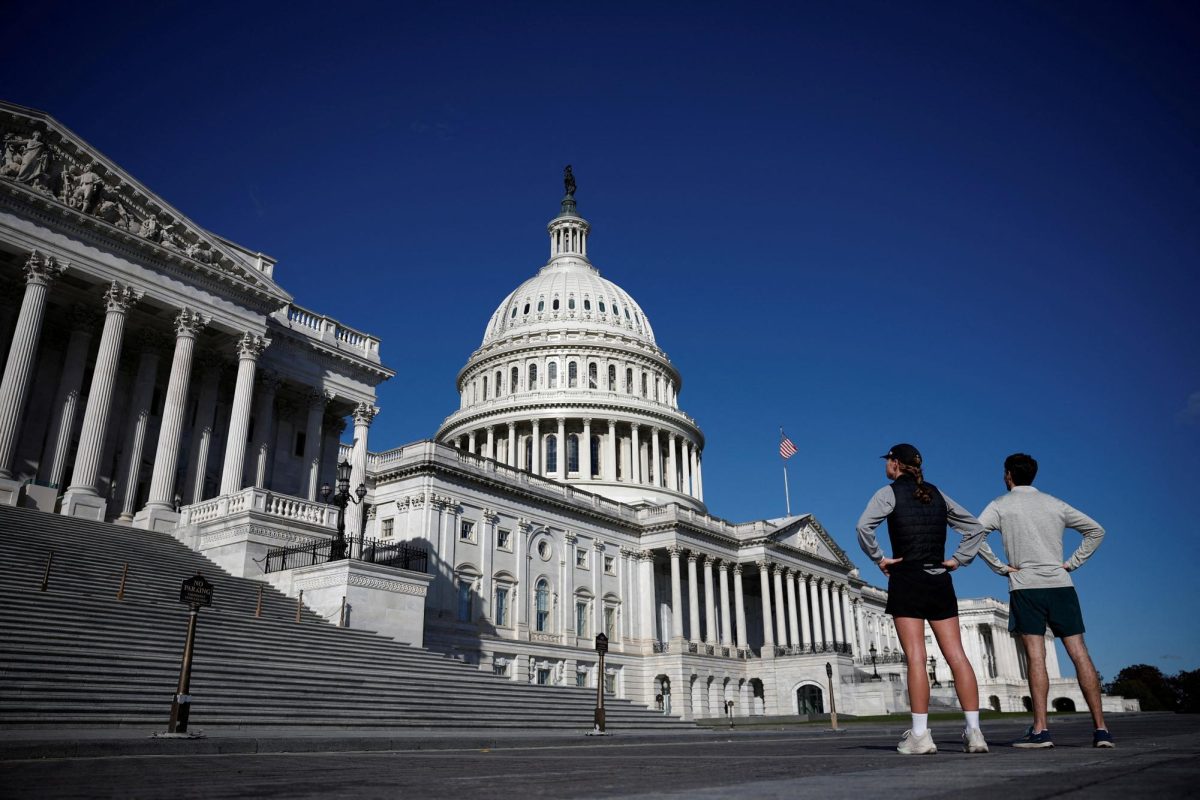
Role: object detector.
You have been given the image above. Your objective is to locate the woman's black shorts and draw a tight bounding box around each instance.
[885,567,959,620]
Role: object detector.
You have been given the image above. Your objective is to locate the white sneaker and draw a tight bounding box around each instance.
[897,729,937,754]
[963,727,989,753]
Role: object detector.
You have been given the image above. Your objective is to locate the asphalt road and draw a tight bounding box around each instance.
[3,714,1196,799]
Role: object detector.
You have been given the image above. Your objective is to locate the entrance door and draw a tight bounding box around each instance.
[797,684,824,714]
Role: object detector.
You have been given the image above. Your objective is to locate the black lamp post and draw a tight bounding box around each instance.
[869,643,880,680]
[928,655,940,687]
[320,459,366,562]
[825,661,839,731]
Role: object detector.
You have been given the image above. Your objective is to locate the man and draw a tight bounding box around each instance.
[976,452,1114,749]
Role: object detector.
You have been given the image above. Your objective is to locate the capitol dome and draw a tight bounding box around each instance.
[436,181,706,511]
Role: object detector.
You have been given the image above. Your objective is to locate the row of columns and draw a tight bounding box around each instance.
[464,356,678,411]
[454,418,703,501]
[0,251,367,523]
[638,547,856,656]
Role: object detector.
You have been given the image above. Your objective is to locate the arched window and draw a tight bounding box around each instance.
[641,373,648,397]
[568,297,576,310]
[583,298,591,311]
[625,368,633,394]
[511,366,519,393]
[608,365,616,390]
[495,370,502,396]
[568,361,578,388]
[537,298,545,312]
[588,363,597,389]
[458,581,472,622]
[523,437,532,470]
[546,434,558,473]
[523,302,530,315]
[552,297,560,311]
[567,434,580,473]
[591,435,601,477]
[599,299,606,313]
[548,362,558,389]
[535,579,550,632]
[529,363,538,389]
[482,376,488,400]
[511,306,517,318]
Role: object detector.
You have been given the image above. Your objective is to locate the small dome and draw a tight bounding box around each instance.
[481,259,656,346]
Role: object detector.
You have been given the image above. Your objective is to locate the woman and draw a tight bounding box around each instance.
[856,443,989,754]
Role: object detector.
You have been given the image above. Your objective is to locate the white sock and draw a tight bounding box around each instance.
[964,710,980,730]
[911,713,928,736]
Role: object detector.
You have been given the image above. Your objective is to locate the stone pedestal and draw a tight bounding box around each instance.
[0,477,24,506]
[131,505,180,533]
[61,488,107,520]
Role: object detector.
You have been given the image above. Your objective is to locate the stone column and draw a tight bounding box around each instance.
[689,447,699,499]
[786,568,800,649]
[39,306,97,488]
[718,561,732,647]
[630,424,641,484]
[758,562,775,650]
[63,281,142,519]
[251,370,281,488]
[695,455,704,501]
[114,334,164,520]
[772,564,789,647]
[581,418,591,479]
[797,573,811,649]
[606,419,617,480]
[0,252,65,488]
[556,417,566,479]
[132,308,207,527]
[821,580,835,646]
[669,546,684,642]
[667,435,679,491]
[808,576,822,648]
[853,596,866,656]
[702,556,716,645]
[638,550,656,642]
[650,427,662,487]
[467,430,477,455]
[345,402,377,538]
[530,418,541,474]
[219,332,270,496]
[733,565,747,650]
[832,583,845,645]
[485,425,495,460]
[681,440,692,497]
[506,422,516,467]
[299,389,330,500]
[686,552,701,643]
[182,351,224,504]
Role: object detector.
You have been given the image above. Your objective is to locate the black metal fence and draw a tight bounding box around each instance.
[263,536,428,575]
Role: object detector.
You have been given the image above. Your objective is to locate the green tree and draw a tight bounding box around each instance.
[1107,664,1178,711]
[1172,669,1200,713]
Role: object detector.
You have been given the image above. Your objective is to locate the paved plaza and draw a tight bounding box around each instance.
[2,713,1196,799]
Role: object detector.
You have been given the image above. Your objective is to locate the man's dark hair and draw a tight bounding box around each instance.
[1005,453,1038,486]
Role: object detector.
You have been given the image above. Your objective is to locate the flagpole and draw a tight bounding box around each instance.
[783,463,791,516]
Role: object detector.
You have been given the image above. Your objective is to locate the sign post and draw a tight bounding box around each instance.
[589,633,609,735]
[166,572,213,735]
[825,661,839,732]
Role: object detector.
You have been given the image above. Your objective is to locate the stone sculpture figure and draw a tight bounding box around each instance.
[14,131,47,183]
[563,164,576,198]
[69,163,104,213]
[0,137,23,178]
[138,214,159,240]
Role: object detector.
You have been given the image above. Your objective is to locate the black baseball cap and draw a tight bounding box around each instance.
[881,443,921,467]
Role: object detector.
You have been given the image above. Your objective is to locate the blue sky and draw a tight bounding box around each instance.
[4,1,1197,681]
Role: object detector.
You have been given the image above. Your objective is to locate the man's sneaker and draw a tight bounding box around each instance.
[1093,729,1115,748]
[963,727,989,753]
[897,729,937,755]
[1013,726,1054,749]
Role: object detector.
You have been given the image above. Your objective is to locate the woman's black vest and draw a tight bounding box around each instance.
[886,475,948,566]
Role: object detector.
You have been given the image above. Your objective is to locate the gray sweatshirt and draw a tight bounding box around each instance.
[976,485,1105,590]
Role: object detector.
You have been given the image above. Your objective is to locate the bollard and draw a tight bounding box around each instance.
[295,589,303,623]
[255,584,263,618]
[116,563,129,600]
[339,595,346,627]
[40,551,54,591]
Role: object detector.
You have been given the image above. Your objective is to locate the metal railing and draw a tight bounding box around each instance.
[263,536,427,574]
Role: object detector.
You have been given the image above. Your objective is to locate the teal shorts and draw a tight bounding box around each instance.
[1009,587,1085,638]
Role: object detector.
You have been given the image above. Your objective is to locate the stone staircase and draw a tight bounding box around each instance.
[0,505,693,731]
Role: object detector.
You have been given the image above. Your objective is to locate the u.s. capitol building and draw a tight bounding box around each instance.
[0,100,1127,719]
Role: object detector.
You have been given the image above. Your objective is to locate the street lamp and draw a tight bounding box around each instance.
[320,459,366,562]
[869,643,880,680]
[825,662,839,731]
[928,655,940,687]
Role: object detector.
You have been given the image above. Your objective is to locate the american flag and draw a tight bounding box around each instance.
[779,432,797,459]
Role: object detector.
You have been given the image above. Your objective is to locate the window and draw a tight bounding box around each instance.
[523,302,530,315]
[604,606,617,638]
[552,297,560,311]
[548,362,557,389]
[460,520,476,543]
[588,362,597,389]
[497,528,512,550]
[495,586,510,627]
[604,672,616,694]
[576,669,588,688]
[575,548,588,569]
[591,436,601,477]
[511,306,517,318]
[567,434,579,473]
[625,368,633,394]
[537,298,545,312]
[529,363,538,389]
[523,438,532,470]
[599,299,606,313]
[568,361,578,388]
[495,370,502,396]
[537,667,551,685]
[482,376,488,400]
[294,431,306,457]
[641,373,648,397]
[537,540,551,560]
[608,365,616,390]
[457,581,472,622]
[382,518,394,538]
[535,580,550,632]
[604,555,615,575]
[568,297,576,310]
[511,366,519,393]
[494,659,509,677]
[546,435,557,473]
[583,298,591,311]
[576,600,589,636]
